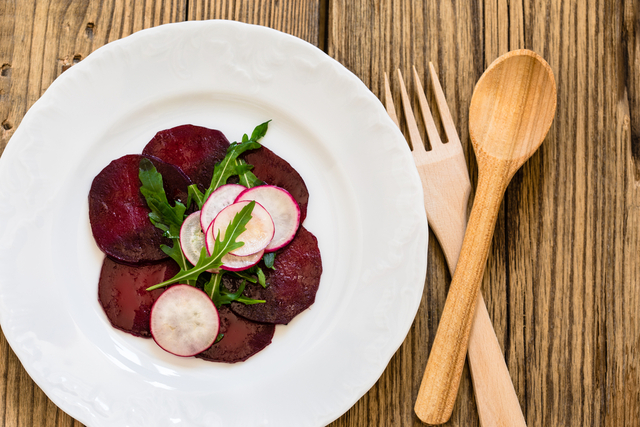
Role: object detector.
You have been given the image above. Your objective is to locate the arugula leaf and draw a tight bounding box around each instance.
[235,159,263,188]
[250,120,270,141]
[263,252,276,269]
[222,280,265,305]
[139,158,186,236]
[229,270,258,283]
[256,267,267,288]
[187,184,206,211]
[204,269,223,298]
[230,266,267,288]
[205,272,264,307]
[203,120,271,202]
[205,141,260,198]
[147,201,256,290]
[161,242,191,271]
[139,158,195,284]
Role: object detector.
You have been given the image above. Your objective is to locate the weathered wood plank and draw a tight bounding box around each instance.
[188,0,321,47]
[504,1,640,426]
[0,0,187,156]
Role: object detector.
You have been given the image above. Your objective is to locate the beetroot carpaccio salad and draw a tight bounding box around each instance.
[89,121,322,363]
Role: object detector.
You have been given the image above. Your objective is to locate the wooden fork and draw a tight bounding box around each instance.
[384,65,527,427]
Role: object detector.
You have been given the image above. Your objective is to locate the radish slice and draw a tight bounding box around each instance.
[200,184,246,232]
[150,285,220,357]
[180,211,206,266]
[236,186,300,252]
[204,221,265,271]
[221,250,265,271]
[210,201,274,257]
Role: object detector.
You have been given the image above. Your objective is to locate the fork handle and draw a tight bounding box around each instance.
[414,165,511,424]
[468,294,527,427]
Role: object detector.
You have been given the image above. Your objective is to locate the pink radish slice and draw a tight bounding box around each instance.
[236,186,300,252]
[180,211,206,266]
[200,184,246,232]
[210,201,274,257]
[221,249,265,271]
[204,221,265,271]
[150,285,220,357]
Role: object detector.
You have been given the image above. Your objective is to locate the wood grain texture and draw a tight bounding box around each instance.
[0,0,639,426]
[0,0,187,157]
[187,0,321,46]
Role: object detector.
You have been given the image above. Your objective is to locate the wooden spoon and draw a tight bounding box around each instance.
[414,49,557,424]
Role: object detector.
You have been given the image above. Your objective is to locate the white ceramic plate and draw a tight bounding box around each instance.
[0,20,427,427]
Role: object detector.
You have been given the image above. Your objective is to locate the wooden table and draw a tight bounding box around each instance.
[1,1,639,426]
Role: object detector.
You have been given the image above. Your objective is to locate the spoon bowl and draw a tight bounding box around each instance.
[469,50,557,171]
[414,49,556,424]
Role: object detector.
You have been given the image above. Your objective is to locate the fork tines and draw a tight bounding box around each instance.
[384,64,460,152]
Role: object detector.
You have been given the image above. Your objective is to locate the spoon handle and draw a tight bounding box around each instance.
[414,164,510,424]
[433,195,527,427]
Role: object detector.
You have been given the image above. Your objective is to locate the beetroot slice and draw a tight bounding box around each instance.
[195,305,275,363]
[142,125,230,191]
[227,226,322,324]
[98,257,180,338]
[241,146,309,222]
[89,154,191,264]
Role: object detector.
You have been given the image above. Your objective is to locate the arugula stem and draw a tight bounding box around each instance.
[205,271,223,299]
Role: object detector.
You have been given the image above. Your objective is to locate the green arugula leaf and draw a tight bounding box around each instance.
[139,158,186,235]
[250,120,270,141]
[205,141,260,198]
[139,123,275,303]
[139,159,168,202]
[263,252,276,269]
[229,270,258,283]
[235,159,263,188]
[139,158,194,285]
[230,266,267,288]
[204,269,223,299]
[256,267,267,288]
[161,241,191,271]
[203,120,271,201]
[205,272,264,307]
[223,280,265,305]
[147,201,256,290]
[187,184,206,210]
[161,240,195,286]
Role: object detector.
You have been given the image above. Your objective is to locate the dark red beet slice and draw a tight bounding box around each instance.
[195,305,275,363]
[89,154,190,264]
[98,257,180,338]
[142,125,230,190]
[227,226,322,324]
[242,146,309,222]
